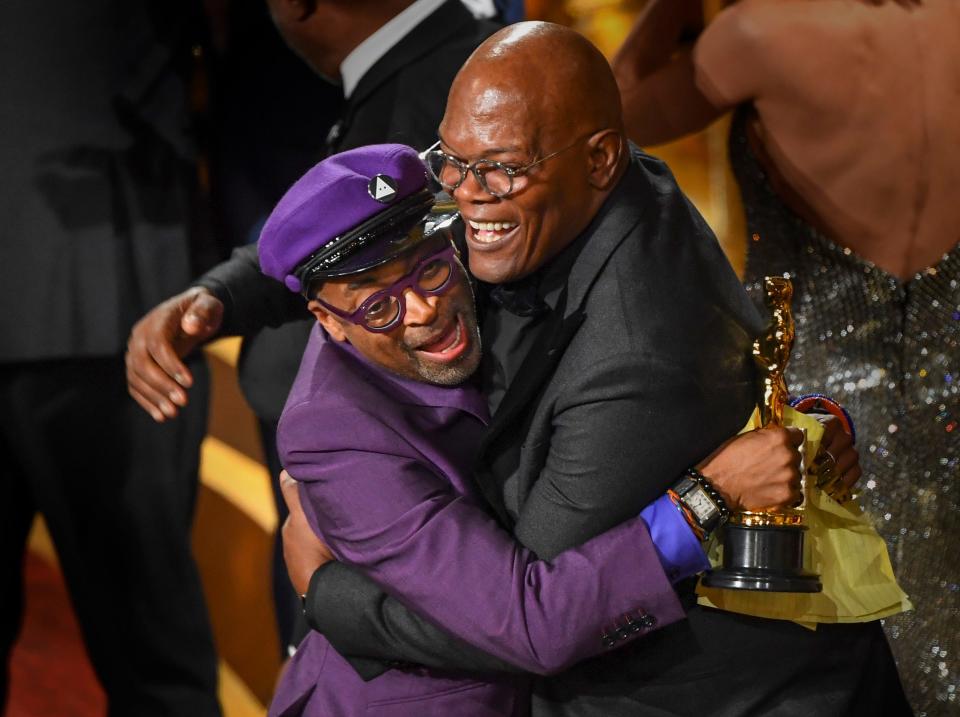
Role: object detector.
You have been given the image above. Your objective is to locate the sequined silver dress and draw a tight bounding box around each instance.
[730,112,960,715]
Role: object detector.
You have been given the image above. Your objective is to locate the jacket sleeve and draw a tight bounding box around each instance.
[280,402,685,677]
[304,562,522,679]
[304,501,703,677]
[193,243,309,336]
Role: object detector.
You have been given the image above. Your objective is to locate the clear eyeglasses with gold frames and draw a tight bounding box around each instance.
[421,132,597,198]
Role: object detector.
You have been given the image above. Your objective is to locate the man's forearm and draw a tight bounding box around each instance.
[302,495,704,678]
[613,0,701,84]
[306,563,523,679]
[193,243,307,335]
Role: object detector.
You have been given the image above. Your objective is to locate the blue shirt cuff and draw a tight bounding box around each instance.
[640,494,711,583]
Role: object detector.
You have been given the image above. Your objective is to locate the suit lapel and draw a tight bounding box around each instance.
[477,289,582,461]
[337,1,473,148]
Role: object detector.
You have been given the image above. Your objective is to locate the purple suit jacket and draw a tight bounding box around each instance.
[269,327,685,716]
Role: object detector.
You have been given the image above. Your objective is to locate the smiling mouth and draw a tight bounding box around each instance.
[467,219,519,245]
[413,315,469,363]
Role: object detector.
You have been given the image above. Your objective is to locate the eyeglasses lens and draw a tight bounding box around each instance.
[360,253,454,330]
[417,258,452,291]
[363,296,401,329]
[425,152,513,198]
[425,152,459,190]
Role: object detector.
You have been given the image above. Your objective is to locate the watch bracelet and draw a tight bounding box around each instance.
[684,467,730,518]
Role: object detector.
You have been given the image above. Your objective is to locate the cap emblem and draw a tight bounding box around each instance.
[368,174,398,203]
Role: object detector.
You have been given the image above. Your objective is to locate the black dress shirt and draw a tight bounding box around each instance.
[481,233,589,415]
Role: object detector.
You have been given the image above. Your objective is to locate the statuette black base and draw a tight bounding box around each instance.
[703,523,822,593]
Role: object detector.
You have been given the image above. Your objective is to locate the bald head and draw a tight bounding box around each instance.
[451,22,624,150]
[437,22,629,285]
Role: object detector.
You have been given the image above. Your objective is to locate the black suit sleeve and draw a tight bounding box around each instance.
[305,563,523,679]
[193,243,308,336]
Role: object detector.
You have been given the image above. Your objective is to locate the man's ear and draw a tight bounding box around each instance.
[307,299,348,342]
[585,129,625,190]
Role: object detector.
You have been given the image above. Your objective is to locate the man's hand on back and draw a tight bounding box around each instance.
[125,287,224,422]
[697,426,804,512]
[279,470,336,596]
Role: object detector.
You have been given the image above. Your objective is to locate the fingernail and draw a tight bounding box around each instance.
[170,390,185,405]
[160,401,175,417]
[174,373,189,386]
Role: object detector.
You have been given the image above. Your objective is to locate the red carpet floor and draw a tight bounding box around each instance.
[6,553,105,717]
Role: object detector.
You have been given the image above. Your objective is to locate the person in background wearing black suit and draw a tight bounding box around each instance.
[125,0,501,655]
[279,23,909,717]
[0,2,221,714]
[128,0,501,421]
[203,0,345,656]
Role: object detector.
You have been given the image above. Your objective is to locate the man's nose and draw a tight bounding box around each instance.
[402,289,439,326]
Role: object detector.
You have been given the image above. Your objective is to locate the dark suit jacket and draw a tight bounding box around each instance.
[304,151,908,716]
[0,0,204,361]
[196,0,499,421]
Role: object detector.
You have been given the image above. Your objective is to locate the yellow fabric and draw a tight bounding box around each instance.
[696,406,912,626]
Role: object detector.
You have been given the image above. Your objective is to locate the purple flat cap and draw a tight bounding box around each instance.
[259,144,436,293]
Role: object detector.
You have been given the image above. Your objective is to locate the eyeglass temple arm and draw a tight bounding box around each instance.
[418,141,460,213]
[418,140,442,161]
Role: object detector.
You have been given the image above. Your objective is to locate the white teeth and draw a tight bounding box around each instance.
[468,220,517,232]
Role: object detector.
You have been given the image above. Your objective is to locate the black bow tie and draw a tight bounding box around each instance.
[488,282,549,317]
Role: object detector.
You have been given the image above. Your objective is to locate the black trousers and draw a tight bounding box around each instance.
[0,355,221,717]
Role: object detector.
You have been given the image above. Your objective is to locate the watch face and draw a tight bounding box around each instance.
[685,486,719,523]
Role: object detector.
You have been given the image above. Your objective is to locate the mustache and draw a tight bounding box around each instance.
[402,298,477,351]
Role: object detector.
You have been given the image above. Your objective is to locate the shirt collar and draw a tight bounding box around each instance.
[537,230,590,310]
[332,332,489,424]
[340,0,447,99]
[482,229,591,318]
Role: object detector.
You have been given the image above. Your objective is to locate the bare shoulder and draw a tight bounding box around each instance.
[698,0,870,102]
[716,0,865,50]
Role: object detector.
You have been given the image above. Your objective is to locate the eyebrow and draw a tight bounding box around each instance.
[438,133,527,160]
[346,275,379,291]
[343,249,427,293]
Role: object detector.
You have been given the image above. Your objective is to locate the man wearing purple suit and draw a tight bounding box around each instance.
[257,144,803,715]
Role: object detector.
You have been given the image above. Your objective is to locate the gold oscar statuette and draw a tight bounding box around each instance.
[702,276,822,592]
